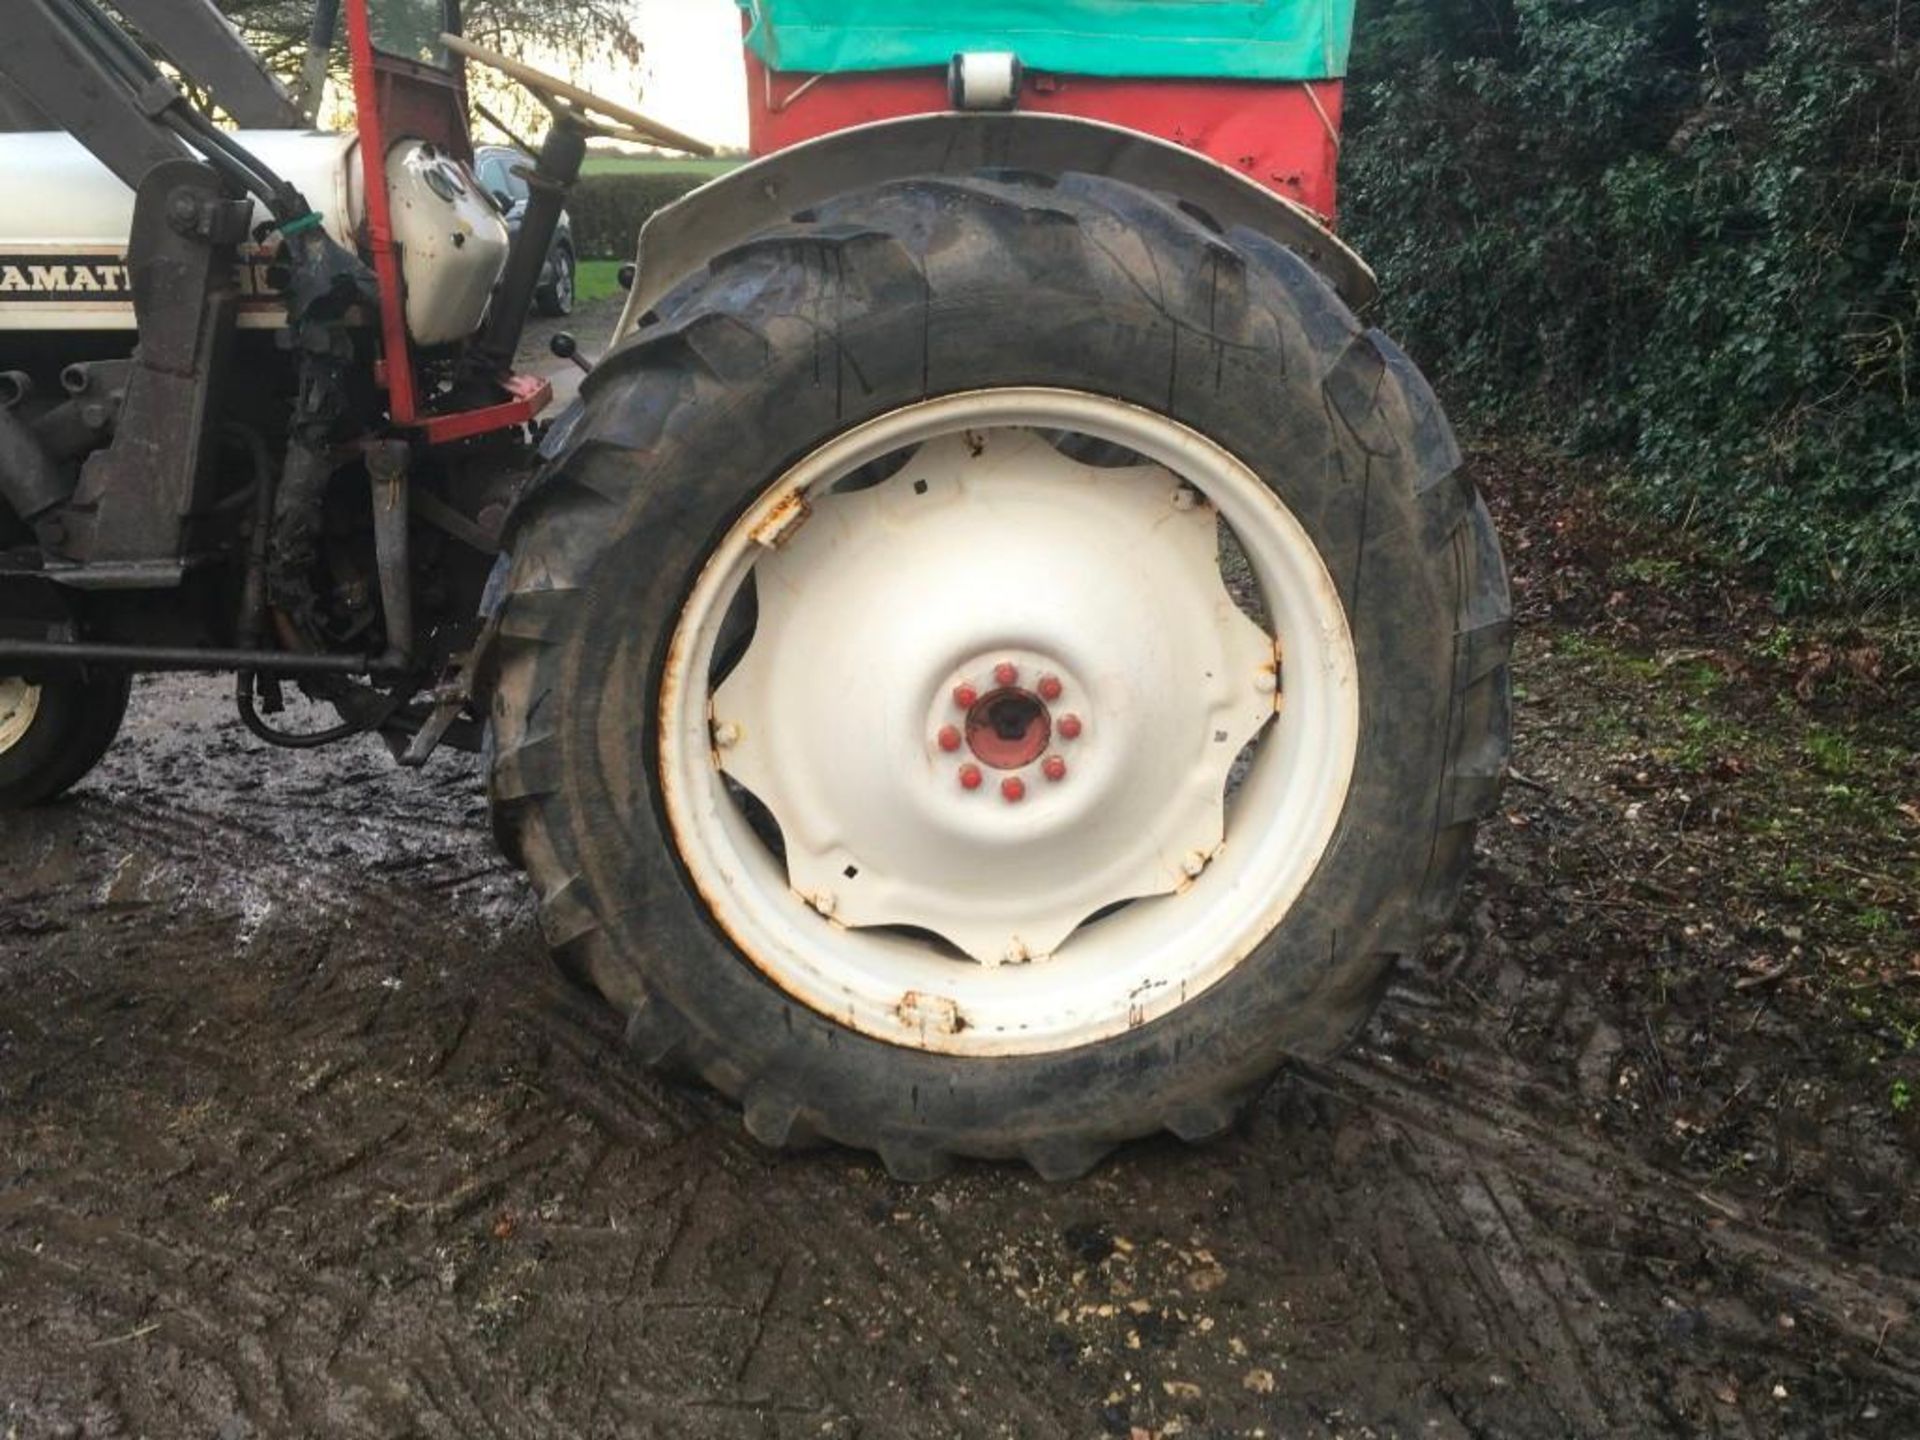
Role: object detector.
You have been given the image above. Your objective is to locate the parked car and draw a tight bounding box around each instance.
[474,143,575,316]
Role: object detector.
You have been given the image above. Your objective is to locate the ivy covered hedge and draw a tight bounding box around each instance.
[567,170,716,263]
[1343,0,1918,608]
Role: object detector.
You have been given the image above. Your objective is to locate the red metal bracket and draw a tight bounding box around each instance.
[408,373,553,446]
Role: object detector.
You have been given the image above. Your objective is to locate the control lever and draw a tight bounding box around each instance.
[549,332,593,375]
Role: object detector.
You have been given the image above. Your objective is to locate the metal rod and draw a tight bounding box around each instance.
[366,441,414,666]
[472,99,537,157]
[295,0,341,123]
[0,640,403,676]
[233,423,277,654]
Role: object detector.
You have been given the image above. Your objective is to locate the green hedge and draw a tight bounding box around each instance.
[1344,0,1919,609]
[568,171,715,261]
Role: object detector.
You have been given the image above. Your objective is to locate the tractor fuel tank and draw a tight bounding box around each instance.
[382,139,510,347]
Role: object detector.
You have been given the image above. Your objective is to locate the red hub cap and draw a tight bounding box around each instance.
[964,687,1052,771]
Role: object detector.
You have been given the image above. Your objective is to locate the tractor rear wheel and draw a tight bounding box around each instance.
[0,670,131,808]
[489,171,1511,1178]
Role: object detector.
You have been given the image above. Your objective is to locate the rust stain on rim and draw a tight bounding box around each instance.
[897,990,967,1035]
[750,489,811,549]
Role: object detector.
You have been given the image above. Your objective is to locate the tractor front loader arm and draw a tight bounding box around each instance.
[0,0,366,577]
[0,0,240,572]
[51,159,251,575]
[111,0,305,130]
[6,0,191,194]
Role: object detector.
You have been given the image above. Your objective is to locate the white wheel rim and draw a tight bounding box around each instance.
[0,675,40,756]
[659,389,1359,1057]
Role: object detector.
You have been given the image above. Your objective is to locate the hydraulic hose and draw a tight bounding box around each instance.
[46,0,310,223]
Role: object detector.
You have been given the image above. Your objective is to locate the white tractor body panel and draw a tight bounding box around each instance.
[0,130,365,332]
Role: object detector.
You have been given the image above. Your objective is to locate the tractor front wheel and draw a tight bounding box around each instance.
[488,171,1512,1178]
[0,670,130,809]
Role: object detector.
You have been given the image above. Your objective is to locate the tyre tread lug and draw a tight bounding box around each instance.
[1022,1135,1114,1183]
[1164,1096,1245,1144]
[742,1082,809,1149]
[877,1141,953,1184]
[536,875,599,950]
[623,998,686,1068]
[489,732,560,803]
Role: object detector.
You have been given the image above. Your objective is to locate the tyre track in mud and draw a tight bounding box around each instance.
[1319,1038,1920,1378]
[96,743,1910,1399]
[1,675,1915,1437]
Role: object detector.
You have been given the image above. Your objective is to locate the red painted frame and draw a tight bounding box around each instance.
[415,373,552,445]
[744,56,1346,220]
[341,0,549,440]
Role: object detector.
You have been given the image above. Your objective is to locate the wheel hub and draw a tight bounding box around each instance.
[962,683,1051,773]
[709,426,1278,965]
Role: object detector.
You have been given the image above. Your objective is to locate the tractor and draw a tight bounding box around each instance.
[0,0,1512,1179]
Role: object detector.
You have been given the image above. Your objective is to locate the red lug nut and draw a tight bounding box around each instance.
[936,725,963,753]
[1037,673,1063,702]
[1000,776,1026,803]
[958,764,983,791]
[1042,756,1068,782]
[1057,714,1083,740]
[994,661,1019,687]
[953,683,978,709]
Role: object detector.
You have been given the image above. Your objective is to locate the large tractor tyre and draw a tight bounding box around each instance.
[489,171,1512,1180]
[0,670,131,809]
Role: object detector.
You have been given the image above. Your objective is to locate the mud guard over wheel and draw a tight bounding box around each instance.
[488,171,1512,1179]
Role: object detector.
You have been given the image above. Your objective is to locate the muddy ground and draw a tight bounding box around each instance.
[3,310,1918,1436]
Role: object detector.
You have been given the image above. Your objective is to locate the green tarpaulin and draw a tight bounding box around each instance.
[738,1,1355,81]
